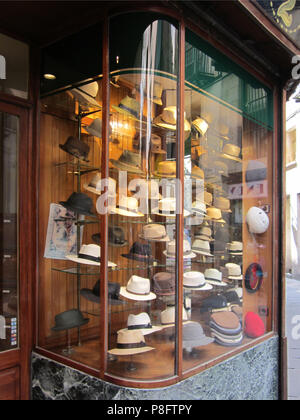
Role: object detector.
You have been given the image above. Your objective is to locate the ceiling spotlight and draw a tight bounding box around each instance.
[44,73,56,80]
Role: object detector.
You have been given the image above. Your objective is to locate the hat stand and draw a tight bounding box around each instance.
[127,355,137,372]
[62,329,75,356]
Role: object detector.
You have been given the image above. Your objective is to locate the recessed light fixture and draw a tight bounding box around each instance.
[44,73,56,80]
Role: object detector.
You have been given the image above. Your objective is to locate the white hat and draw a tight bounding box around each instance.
[120,276,156,301]
[163,240,196,260]
[191,239,213,257]
[71,81,100,108]
[228,241,243,256]
[118,313,163,336]
[108,329,155,356]
[191,201,207,215]
[84,174,116,196]
[246,206,269,234]
[204,268,227,286]
[160,306,188,326]
[152,197,190,218]
[66,244,116,267]
[183,271,213,291]
[110,196,144,217]
[225,263,243,280]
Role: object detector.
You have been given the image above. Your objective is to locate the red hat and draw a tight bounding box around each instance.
[244,312,266,338]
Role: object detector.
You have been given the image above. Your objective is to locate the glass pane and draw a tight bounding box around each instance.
[106,13,179,381]
[37,79,103,367]
[0,34,29,99]
[0,112,19,351]
[182,29,274,371]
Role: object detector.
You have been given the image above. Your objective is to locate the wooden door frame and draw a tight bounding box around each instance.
[0,99,34,400]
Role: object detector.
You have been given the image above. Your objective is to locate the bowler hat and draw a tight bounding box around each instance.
[52,309,89,332]
[59,136,90,162]
[59,192,95,216]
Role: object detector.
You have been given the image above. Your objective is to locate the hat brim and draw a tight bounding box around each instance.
[108,240,128,248]
[228,275,243,280]
[59,201,95,217]
[121,253,154,263]
[71,89,100,108]
[152,208,191,218]
[192,249,213,257]
[110,207,144,217]
[153,171,177,178]
[219,153,242,163]
[183,336,214,348]
[83,184,112,196]
[153,115,191,132]
[52,318,89,332]
[108,346,155,356]
[138,233,170,242]
[111,105,140,121]
[59,144,90,162]
[66,254,116,267]
[183,283,213,291]
[204,279,228,287]
[109,159,143,175]
[117,325,163,336]
[119,287,157,301]
[163,250,196,259]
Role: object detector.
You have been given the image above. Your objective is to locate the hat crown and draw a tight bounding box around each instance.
[53,309,88,330]
[225,263,242,276]
[79,81,98,98]
[87,118,102,132]
[192,117,209,136]
[214,196,230,210]
[207,207,222,219]
[183,271,205,287]
[222,143,240,157]
[119,196,139,211]
[205,268,222,281]
[161,306,188,325]
[142,224,166,239]
[127,312,151,328]
[153,272,175,295]
[182,321,205,341]
[119,150,141,166]
[127,275,150,295]
[79,244,101,259]
[117,329,146,345]
[229,241,243,251]
[157,161,176,176]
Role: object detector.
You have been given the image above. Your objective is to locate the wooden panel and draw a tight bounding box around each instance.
[0,366,20,400]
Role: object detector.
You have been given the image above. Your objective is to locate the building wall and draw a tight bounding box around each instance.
[31,336,279,400]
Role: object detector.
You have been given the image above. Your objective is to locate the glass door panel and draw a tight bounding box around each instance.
[0,112,19,352]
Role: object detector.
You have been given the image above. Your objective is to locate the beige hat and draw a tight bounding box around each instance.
[66,244,116,267]
[110,196,144,217]
[204,191,213,206]
[164,239,196,259]
[139,224,170,242]
[153,160,176,178]
[191,165,204,180]
[112,96,140,121]
[160,306,188,326]
[206,207,226,223]
[213,196,232,213]
[152,197,190,218]
[220,143,242,162]
[192,117,209,136]
[118,312,162,336]
[71,81,100,108]
[120,276,157,301]
[84,173,116,196]
[191,201,207,215]
[191,239,213,257]
[194,226,213,241]
[225,263,243,280]
[183,271,212,291]
[228,241,243,256]
[204,268,227,286]
[151,81,163,106]
[108,329,155,356]
[153,106,191,133]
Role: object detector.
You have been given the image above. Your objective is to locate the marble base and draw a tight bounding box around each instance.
[31,336,279,400]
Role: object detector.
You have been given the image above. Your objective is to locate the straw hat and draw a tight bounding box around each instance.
[204,268,227,286]
[228,241,243,256]
[183,271,212,291]
[118,312,162,336]
[220,143,242,163]
[112,96,140,121]
[153,161,176,178]
[191,239,213,257]
[225,263,243,280]
[66,244,116,267]
[139,224,170,242]
[120,276,156,301]
[110,196,144,217]
[192,117,209,136]
[153,106,191,133]
[152,197,190,218]
[71,82,100,108]
[213,196,232,213]
[206,207,226,223]
[108,329,155,356]
[163,239,196,260]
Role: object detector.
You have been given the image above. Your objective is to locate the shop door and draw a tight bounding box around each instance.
[0,103,32,400]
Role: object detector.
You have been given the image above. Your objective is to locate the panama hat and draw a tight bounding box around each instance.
[110,196,144,217]
[204,268,227,286]
[52,309,89,332]
[183,271,212,291]
[246,206,269,234]
[163,239,196,260]
[160,306,188,327]
[139,224,170,242]
[213,196,232,213]
[71,81,100,108]
[153,106,191,133]
[112,96,141,121]
[109,150,143,174]
[120,275,156,301]
[108,329,155,356]
[194,226,213,241]
[59,136,90,162]
[228,241,243,256]
[206,207,226,223]
[191,239,213,257]
[225,263,243,280]
[220,143,242,163]
[59,192,95,216]
[152,197,190,218]
[192,117,209,136]
[118,312,162,336]
[66,244,116,267]
[153,160,176,178]
[84,174,116,196]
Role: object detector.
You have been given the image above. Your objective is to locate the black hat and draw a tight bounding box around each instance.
[122,242,154,262]
[59,136,90,162]
[80,281,123,305]
[200,294,228,313]
[223,291,241,305]
[60,192,95,216]
[92,227,128,248]
[52,309,89,332]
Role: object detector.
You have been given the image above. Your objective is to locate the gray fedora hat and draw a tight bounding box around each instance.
[182,322,214,349]
[52,309,89,332]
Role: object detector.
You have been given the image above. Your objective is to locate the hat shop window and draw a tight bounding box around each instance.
[37,12,275,385]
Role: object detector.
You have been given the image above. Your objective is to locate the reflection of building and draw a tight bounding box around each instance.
[286,88,300,277]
